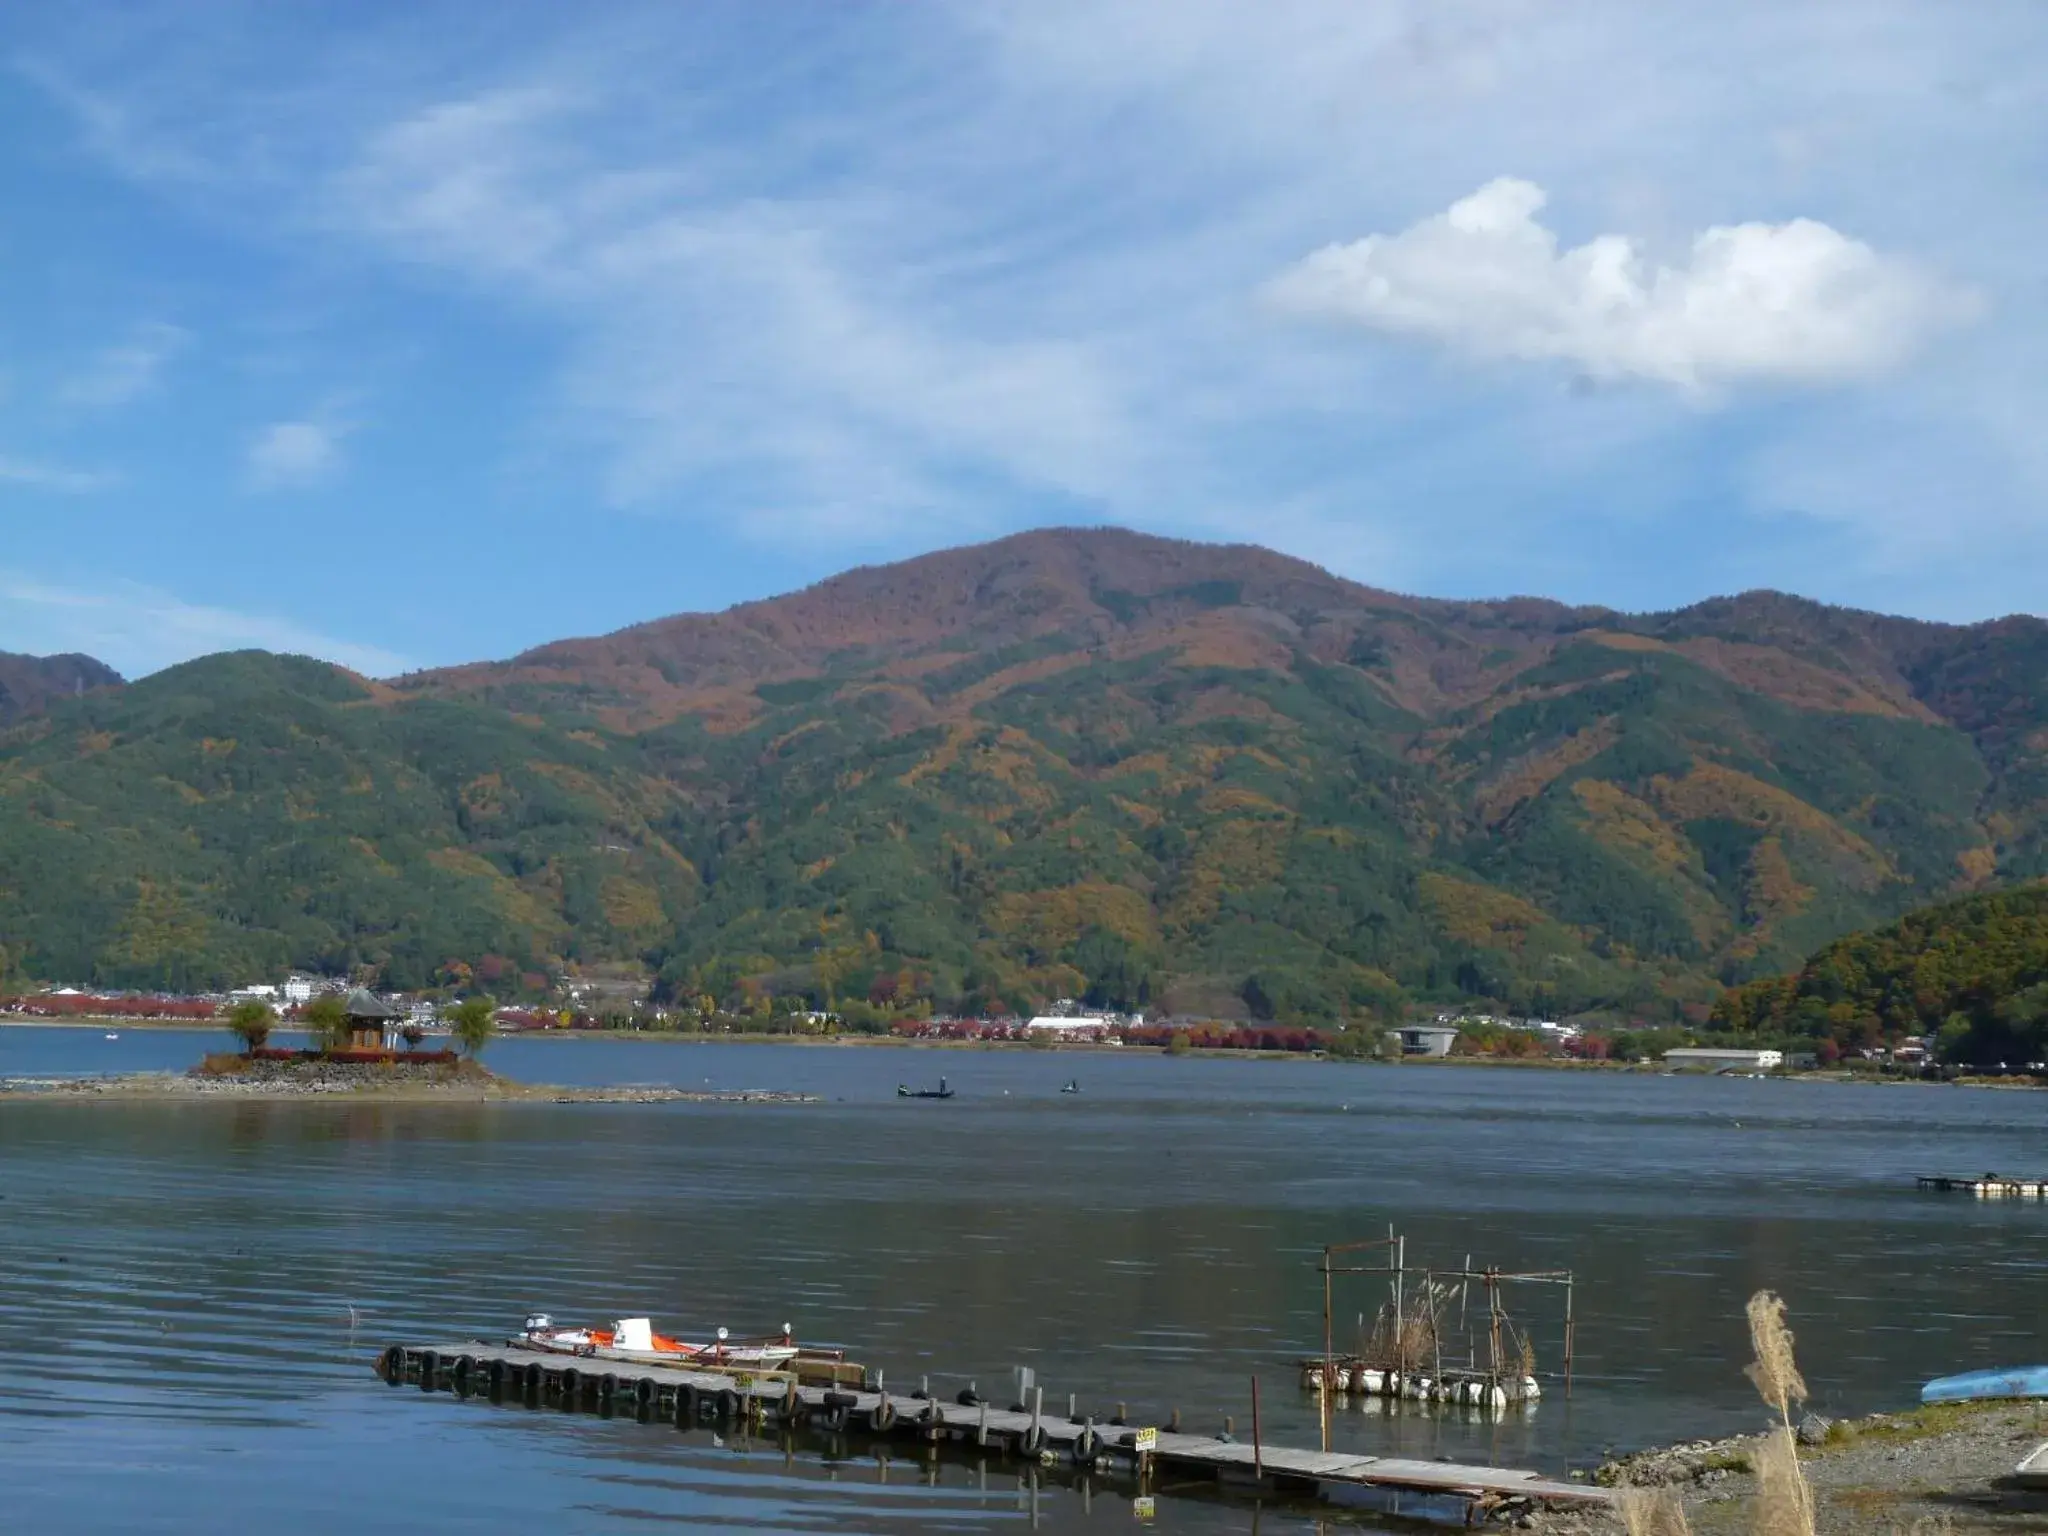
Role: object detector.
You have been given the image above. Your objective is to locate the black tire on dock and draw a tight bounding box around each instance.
[599,1373,619,1407]
[955,1387,980,1407]
[381,1346,406,1386]
[865,1398,896,1433]
[635,1377,656,1412]
[523,1362,544,1404]
[487,1358,508,1399]
[452,1355,475,1397]
[920,1398,944,1427]
[559,1367,581,1410]
[1016,1424,1045,1457]
[674,1384,700,1426]
[1074,1425,1100,1461]
[714,1388,739,1420]
[417,1350,439,1393]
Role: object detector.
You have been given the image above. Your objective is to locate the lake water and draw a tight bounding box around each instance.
[4,1028,2046,1533]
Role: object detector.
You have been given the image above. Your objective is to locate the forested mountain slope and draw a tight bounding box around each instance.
[0,650,121,725]
[3,529,2044,1023]
[1711,885,2048,1064]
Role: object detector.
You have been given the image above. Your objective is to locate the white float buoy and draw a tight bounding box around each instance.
[1358,1369,1384,1396]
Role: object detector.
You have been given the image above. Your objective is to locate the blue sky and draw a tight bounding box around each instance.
[1,2,2042,678]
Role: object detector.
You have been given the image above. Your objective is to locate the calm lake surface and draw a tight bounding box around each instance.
[4,1028,2045,1533]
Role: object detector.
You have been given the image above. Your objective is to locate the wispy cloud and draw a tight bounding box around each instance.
[0,570,409,679]
[327,83,1133,531]
[60,321,190,407]
[1266,178,1980,391]
[0,452,115,493]
[246,415,348,492]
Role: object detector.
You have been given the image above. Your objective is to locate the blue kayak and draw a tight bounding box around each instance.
[1922,1365,2048,1404]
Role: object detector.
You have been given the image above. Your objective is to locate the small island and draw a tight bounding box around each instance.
[2,987,818,1107]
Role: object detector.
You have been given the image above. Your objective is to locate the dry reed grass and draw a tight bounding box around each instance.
[1751,1424,1817,1536]
[1745,1291,1809,1424]
[1615,1291,1821,1536]
[1615,1485,1692,1535]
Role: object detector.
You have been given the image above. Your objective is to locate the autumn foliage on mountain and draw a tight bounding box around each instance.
[1,528,2044,1028]
[1713,884,2048,1066]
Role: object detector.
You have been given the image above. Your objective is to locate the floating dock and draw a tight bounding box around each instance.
[1918,1174,2048,1200]
[377,1341,1609,1526]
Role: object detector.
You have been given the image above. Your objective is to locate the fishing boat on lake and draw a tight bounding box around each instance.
[897,1078,953,1100]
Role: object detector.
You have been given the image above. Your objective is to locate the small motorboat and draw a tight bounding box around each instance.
[105,1032,120,1041]
[517,1314,803,1368]
[1921,1365,2048,1405]
[897,1077,954,1100]
[2017,1441,2048,1489]
[1060,1079,1080,1094]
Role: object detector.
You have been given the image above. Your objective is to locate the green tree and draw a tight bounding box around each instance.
[447,995,497,1058]
[301,993,349,1054]
[226,998,277,1053]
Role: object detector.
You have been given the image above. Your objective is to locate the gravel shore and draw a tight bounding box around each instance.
[1522,1402,2048,1533]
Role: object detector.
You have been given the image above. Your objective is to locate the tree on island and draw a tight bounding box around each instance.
[227,998,277,1054]
[447,996,497,1059]
[301,994,350,1055]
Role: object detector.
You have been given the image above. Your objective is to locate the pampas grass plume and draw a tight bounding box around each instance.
[1744,1291,1808,1422]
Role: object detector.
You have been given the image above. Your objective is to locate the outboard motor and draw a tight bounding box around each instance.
[523,1313,554,1335]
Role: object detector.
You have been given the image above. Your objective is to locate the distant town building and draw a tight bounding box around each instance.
[282,977,316,1005]
[1023,1014,1112,1039]
[1664,1047,1783,1072]
[1395,1024,1460,1057]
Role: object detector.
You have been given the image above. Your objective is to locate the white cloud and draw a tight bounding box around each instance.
[0,452,115,493]
[1266,178,1979,391]
[60,321,189,407]
[0,570,409,679]
[246,417,347,491]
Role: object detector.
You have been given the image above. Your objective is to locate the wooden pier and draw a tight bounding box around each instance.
[1918,1174,2048,1199]
[377,1341,1609,1527]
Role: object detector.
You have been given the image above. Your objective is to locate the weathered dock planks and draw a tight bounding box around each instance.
[377,1341,1609,1525]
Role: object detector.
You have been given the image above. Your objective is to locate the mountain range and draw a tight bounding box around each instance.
[3,527,2044,1025]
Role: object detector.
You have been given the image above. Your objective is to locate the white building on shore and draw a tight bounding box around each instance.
[1664,1047,1783,1072]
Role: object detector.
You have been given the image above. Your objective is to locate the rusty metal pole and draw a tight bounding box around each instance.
[1563,1275,1576,1397]
[1252,1374,1264,1481]
[1321,1246,1333,1453]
